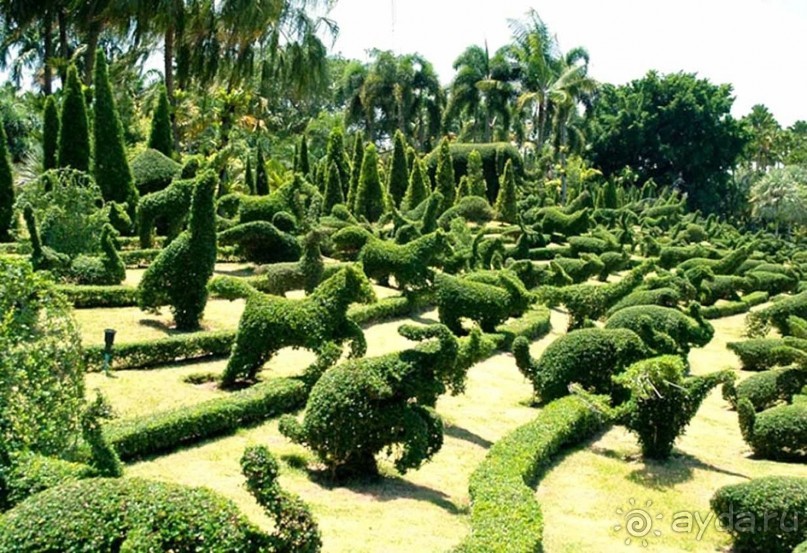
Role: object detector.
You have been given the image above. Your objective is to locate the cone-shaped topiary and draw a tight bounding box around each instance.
[99,223,126,285]
[323,161,345,213]
[455,176,469,203]
[401,157,431,212]
[387,130,409,209]
[296,134,311,177]
[347,134,363,209]
[603,179,619,209]
[353,143,385,222]
[42,95,59,171]
[435,137,455,213]
[148,85,173,158]
[244,154,255,194]
[494,159,518,223]
[255,146,269,195]
[57,65,90,172]
[326,128,351,197]
[137,171,218,330]
[0,124,13,241]
[92,50,137,214]
[467,149,487,198]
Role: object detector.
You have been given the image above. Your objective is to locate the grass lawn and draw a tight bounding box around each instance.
[74,266,803,553]
[536,311,805,553]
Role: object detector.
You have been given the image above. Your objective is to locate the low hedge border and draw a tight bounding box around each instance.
[453,395,607,553]
[701,291,769,319]
[119,248,161,267]
[84,330,236,372]
[57,284,139,308]
[105,377,307,461]
[494,305,552,349]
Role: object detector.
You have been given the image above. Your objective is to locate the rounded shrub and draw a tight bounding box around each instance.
[711,476,807,553]
[130,148,181,195]
[217,221,301,264]
[605,304,714,354]
[513,327,648,403]
[0,478,266,551]
[738,399,807,460]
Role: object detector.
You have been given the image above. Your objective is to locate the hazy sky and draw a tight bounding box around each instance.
[325,0,807,126]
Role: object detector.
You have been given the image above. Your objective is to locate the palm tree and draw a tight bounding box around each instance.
[506,10,595,154]
[445,43,513,142]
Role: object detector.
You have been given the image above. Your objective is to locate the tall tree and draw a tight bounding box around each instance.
[255,146,269,195]
[387,130,409,209]
[740,104,784,172]
[445,43,514,142]
[347,133,363,209]
[585,71,747,214]
[505,10,596,157]
[296,134,310,177]
[92,49,137,211]
[353,143,384,222]
[42,95,59,171]
[0,124,13,242]
[434,137,455,213]
[323,161,344,212]
[401,157,430,212]
[325,127,350,196]
[57,65,90,172]
[148,85,174,157]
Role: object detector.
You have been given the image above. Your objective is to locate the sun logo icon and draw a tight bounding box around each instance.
[613,498,663,547]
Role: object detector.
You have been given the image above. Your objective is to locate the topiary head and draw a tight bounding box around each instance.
[342,264,377,305]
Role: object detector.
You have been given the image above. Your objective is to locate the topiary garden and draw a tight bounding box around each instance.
[1,11,805,553]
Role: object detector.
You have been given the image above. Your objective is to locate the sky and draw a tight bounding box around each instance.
[324,0,807,126]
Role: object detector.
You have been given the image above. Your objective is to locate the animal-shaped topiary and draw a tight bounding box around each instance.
[513,327,648,403]
[605,303,714,355]
[136,178,193,248]
[572,355,733,459]
[358,229,450,290]
[212,265,376,388]
[0,446,321,552]
[551,254,605,283]
[738,399,807,461]
[137,171,218,331]
[279,324,483,478]
[217,220,301,264]
[435,270,532,334]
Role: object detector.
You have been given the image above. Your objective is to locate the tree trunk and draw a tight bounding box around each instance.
[164,26,180,152]
[57,10,69,86]
[83,23,102,85]
[42,15,53,95]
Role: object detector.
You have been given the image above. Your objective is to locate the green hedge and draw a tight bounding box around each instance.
[105,377,306,460]
[727,337,807,371]
[494,305,552,349]
[738,400,807,460]
[56,284,138,308]
[0,477,265,552]
[701,291,769,319]
[727,366,807,411]
[0,452,96,510]
[747,290,807,336]
[130,148,181,194]
[711,476,807,553]
[606,287,681,317]
[0,242,30,255]
[424,142,523,205]
[453,396,606,553]
[84,330,236,371]
[119,248,160,267]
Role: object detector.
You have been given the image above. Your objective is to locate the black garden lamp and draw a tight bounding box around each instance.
[103,328,116,377]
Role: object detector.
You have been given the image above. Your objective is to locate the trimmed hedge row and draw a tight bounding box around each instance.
[725,366,807,411]
[56,284,138,308]
[105,377,306,460]
[701,291,769,319]
[84,330,236,371]
[727,337,807,371]
[453,396,607,553]
[711,476,807,553]
[118,248,161,267]
[494,305,552,349]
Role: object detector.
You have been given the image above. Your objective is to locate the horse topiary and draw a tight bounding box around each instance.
[211,265,376,388]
